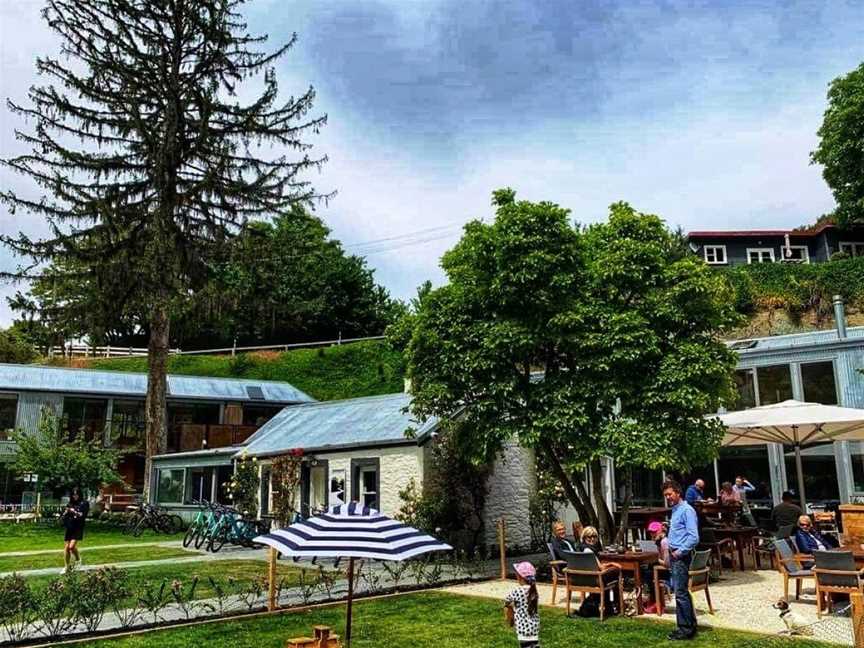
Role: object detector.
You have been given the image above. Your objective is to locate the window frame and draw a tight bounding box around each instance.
[840,242,864,257]
[350,458,380,510]
[800,360,839,405]
[703,245,727,265]
[781,245,810,264]
[0,394,19,436]
[746,248,775,264]
[156,467,186,505]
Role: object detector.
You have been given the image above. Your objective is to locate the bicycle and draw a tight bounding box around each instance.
[207,506,267,553]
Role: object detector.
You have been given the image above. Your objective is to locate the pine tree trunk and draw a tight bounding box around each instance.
[143,301,170,500]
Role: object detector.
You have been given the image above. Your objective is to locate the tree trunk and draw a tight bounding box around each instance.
[590,459,615,543]
[143,301,170,500]
[615,467,633,546]
[539,440,598,529]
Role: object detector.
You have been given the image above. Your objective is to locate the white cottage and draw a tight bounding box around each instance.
[150,391,537,548]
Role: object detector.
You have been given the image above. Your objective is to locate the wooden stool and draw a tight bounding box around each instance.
[287,626,342,648]
[286,639,316,648]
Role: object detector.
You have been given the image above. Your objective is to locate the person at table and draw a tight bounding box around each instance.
[550,521,577,560]
[684,479,705,506]
[794,515,837,553]
[771,491,803,531]
[662,479,700,641]
[718,481,741,506]
[577,525,603,553]
[642,521,671,614]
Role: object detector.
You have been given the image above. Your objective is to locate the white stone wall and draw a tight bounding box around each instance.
[319,445,424,517]
[482,443,537,549]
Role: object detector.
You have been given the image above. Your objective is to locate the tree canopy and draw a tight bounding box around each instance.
[404,190,740,539]
[812,61,864,227]
[11,206,398,350]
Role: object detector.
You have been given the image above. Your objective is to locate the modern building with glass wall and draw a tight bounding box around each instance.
[624,322,864,512]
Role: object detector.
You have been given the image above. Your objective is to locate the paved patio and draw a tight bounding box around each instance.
[443,570,855,645]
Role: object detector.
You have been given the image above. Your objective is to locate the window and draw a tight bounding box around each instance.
[801,361,838,405]
[215,465,234,504]
[716,446,772,506]
[63,398,108,441]
[351,458,379,510]
[621,469,664,507]
[840,242,864,257]
[780,245,809,263]
[156,468,185,504]
[330,469,346,503]
[703,245,727,265]
[850,442,864,493]
[184,467,215,504]
[111,400,145,446]
[733,369,757,409]
[747,248,775,264]
[757,365,792,405]
[0,396,17,437]
[242,404,284,427]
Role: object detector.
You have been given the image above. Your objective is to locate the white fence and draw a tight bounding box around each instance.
[47,335,386,359]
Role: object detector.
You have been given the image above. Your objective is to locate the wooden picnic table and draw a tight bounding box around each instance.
[711,526,758,571]
[598,550,658,615]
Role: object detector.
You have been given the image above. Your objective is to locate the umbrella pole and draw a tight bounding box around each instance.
[795,445,808,512]
[346,556,355,648]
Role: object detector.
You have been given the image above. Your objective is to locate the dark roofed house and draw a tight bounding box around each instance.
[687,223,864,267]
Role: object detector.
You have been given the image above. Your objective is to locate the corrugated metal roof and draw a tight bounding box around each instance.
[0,363,313,404]
[729,327,864,354]
[241,392,438,457]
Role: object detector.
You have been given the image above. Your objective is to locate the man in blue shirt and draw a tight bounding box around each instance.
[684,479,705,506]
[663,479,700,641]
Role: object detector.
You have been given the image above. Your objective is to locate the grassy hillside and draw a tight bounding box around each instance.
[65,340,405,401]
[721,256,864,338]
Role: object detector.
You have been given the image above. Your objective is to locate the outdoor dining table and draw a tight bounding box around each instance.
[598,549,658,615]
[711,526,758,571]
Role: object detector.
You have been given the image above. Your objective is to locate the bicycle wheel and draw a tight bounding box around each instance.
[208,526,228,553]
[122,513,139,535]
[182,522,198,548]
[194,523,209,550]
[132,517,147,537]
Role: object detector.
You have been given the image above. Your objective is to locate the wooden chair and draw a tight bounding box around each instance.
[774,538,813,601]
[813,550,864,618]
[688,549,715,614]
[562,550,623,621]
[652,564,670,616]
[546,542,567,605]
[654,550,713,616]
[698,527,736,574]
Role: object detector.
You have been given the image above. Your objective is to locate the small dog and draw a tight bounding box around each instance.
[773,599,814,636]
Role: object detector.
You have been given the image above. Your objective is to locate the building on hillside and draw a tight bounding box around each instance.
[687,223,864,266]
[149,392,538,549]
[0,364,312,506]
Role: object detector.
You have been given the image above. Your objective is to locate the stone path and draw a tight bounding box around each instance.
[0,545,268,578]
[442,570,854,645]
[0,540,184,557]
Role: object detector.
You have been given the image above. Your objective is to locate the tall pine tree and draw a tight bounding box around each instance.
[1,0,327,495]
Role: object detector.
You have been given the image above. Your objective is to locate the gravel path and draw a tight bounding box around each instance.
[443,570,854,645]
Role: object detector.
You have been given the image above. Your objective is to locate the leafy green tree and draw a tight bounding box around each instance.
[1,0,326,496]
[812,62,864,227]
[0,328,37,364]
[12,411,124,494]
[405,190,739,540]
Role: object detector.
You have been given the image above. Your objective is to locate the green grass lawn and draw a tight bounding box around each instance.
[0,545,195,573]
[72,591,820,648]
[0,523,184,552]
[25,559,321,605]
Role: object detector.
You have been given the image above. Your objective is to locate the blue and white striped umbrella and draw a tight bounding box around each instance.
[254,502,452,561]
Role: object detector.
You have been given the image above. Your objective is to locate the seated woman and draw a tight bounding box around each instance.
[719,482,741,506]
[573,526,617,618]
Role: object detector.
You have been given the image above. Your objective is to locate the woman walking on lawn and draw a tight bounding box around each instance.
[505,562,540,648]
[61,487,89,574]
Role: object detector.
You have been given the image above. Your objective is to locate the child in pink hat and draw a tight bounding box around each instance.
[504,561,540,647]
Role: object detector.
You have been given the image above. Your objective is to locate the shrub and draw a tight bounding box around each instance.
[74,568,125,632]
[0,574,36,642]
[227,453,259,518]
[137,580,171,624]
[35,574,76,638]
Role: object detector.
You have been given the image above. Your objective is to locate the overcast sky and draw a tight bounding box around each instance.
[2,0,863,326]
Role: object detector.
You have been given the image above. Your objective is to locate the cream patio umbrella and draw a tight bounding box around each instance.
[714,399,864,509]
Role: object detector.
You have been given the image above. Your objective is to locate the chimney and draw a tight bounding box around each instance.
[833,295,848,339]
